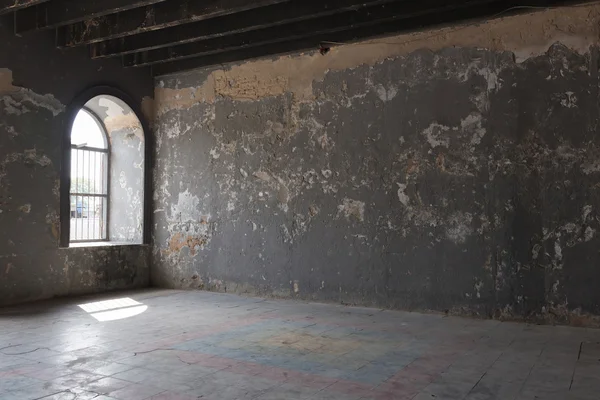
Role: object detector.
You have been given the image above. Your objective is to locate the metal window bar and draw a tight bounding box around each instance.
[70,146,109,243]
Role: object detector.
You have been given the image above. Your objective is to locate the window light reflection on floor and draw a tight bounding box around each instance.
[78,297,148,321]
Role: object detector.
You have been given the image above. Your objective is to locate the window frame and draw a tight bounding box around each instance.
[69,107,111,243]
[60,86,151,248]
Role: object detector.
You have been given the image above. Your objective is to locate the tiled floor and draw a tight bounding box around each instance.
[0,290,599,400]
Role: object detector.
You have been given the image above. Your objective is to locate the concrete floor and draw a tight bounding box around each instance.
[0,290,598,400]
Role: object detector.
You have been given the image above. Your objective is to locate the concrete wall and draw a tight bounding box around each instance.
[0,16,153,305]
[152,5,600,326]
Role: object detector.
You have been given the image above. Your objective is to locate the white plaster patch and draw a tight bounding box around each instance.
[209,148,220,159]
[163,119,182,139]
[375,85,399,102]
[445,212,473,244]
[317,134,335,151]
[0,123,18,137]
[119,171,127,188]
[554,240,563,261]
[396,183,409,206]
[560,91,578,108]
[582,160,600,175]
[3,149,52,167]
[474,279,484,299]
[460,65,501,92]
[562,222,579,234]
[480,67,500,92]
[461,113,486,146]
[164,190,212,260]
[25,149,51,166]
[583,205,592,222]
[470,92,490,113]
[170,190,201,222]
[585,226,595,242]
[227,192,238,212]
[422,123,450,148]
[532,244,542,260]
[338,198,366,222]
[281,224,292,243]
[99,97,126,118]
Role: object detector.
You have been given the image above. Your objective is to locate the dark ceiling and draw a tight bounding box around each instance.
[0,0,592,76]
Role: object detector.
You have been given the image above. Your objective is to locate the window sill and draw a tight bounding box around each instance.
[66,241,146,249]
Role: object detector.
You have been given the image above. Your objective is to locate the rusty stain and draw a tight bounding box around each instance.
[167,232,207,256]
[406,158,420,175]
[104,113,144,136]
[436,153,446,172]
[50,222,59,240]
[154,86,212,116]
[0,68,18,94]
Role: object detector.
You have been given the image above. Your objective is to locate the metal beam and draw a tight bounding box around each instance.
[14,0,167,33]
[126,0,497,68]
[56,0,291,48]
[150,0,535,76]
[90,0,398,59]
[0,0,47,15]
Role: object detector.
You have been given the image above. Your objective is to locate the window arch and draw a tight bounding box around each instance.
[61,88,148,247]
[69,108,109,242]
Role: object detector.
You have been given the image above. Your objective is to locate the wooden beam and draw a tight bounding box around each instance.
[0,0,47,15]
[126,0,497,67]
[150,0,533,76]
[56,0,291,47]
[90,0,397,58]
[14,0,167,33]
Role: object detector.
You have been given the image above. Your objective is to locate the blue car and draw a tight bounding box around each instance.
[71,200,88,218]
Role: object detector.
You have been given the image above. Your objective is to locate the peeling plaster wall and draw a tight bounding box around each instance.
[152,5,600,326]
[109,126,145,243]
[85,95,146,243]
[0,16,152,306]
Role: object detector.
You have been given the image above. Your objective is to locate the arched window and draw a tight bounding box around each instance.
[61,89,147,247]
[70,108,109,242]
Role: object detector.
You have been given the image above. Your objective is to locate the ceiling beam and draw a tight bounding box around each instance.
[0,0,47,15]
[90,0,398,59]
[150,0,541,76]
[14,0,167,33]
[126,0,497,68]
[56,0,291,48]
